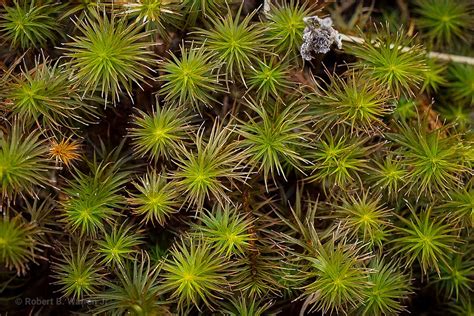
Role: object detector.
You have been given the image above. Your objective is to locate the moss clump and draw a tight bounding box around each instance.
[0,1,472,314]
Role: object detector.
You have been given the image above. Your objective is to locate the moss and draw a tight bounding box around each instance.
[0,1,472,314]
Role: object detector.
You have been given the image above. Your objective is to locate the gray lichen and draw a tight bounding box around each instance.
[301,16,343,61]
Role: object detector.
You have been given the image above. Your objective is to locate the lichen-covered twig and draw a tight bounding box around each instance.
[300,15,474,65]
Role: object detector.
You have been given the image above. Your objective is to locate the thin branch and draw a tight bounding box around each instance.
[340,34,474,65]
[263,0,271,14]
